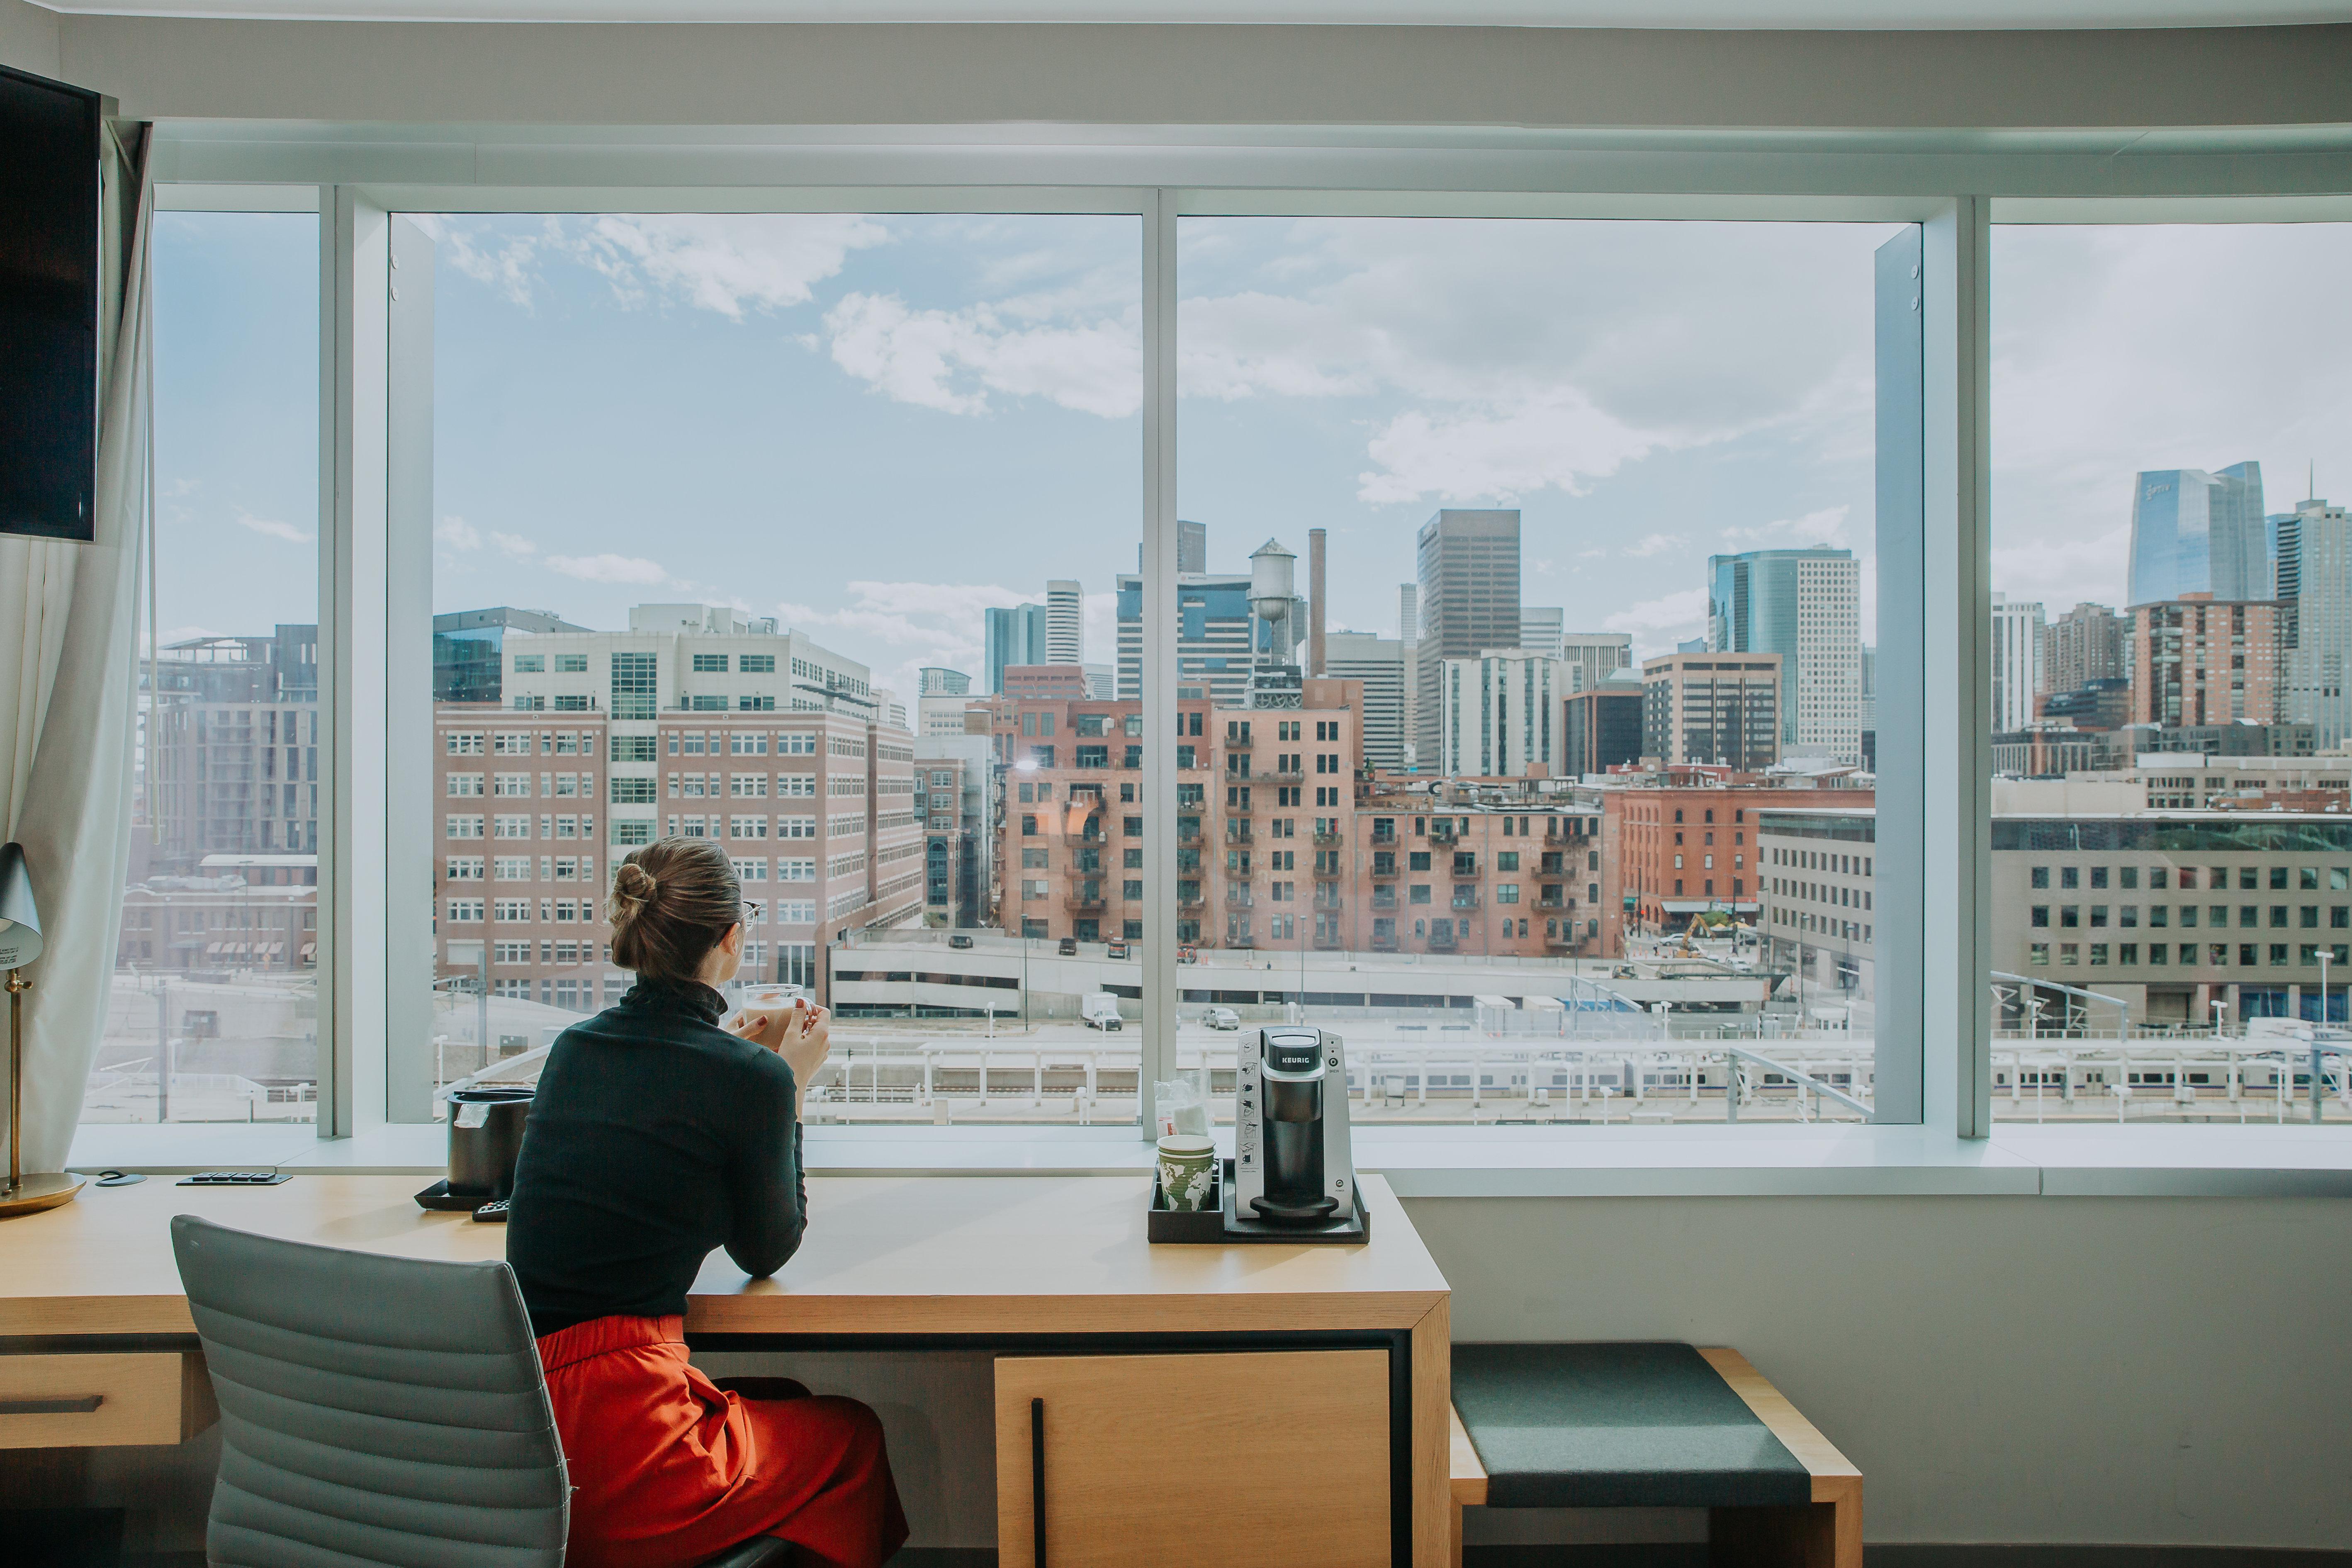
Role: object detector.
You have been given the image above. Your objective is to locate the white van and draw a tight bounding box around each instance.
[1202,1006,1241,1031]
[1082,992,1125,1030]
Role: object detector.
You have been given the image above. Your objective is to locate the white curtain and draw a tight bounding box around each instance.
[0,125,151,1174]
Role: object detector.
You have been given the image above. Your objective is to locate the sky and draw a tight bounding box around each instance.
[151,209,2352,699]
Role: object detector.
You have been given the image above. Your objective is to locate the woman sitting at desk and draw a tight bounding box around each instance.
[507,838,907,1568]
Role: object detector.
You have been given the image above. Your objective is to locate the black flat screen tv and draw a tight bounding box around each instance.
[0,63,102,542]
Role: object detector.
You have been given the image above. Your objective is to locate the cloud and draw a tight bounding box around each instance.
[1989,224,2352,608]
[435,515,482,552]
[1603,587,1710,659]
[490,532,538,559]
[1720,505,1851,548]
[1622,532,1686,559]
[578,214,890,321]
[547,553,670,586]
[825,292,1142,420]
[235,512,313,545]
[165,478,200,499]
[779,579,1034,700]
[1356,391,1661,505]
[1183,216,1900,504]
[431,212,889,319]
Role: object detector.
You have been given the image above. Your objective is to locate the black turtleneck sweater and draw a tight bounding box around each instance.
[506,978,806,1338]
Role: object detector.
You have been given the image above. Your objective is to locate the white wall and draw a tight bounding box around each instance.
[1409,1193,2352,1550]
[0,0,62,78]
[16,16,2352,131]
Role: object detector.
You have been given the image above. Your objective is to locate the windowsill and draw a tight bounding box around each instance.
[64,1120,2352,1198]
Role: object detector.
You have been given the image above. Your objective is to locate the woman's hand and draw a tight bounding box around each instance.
[724,1007,791,1053]
[775,1002,831,1118]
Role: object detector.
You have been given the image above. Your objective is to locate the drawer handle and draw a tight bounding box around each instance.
[0,1395,104,1415]
[1030,1396,1046,1568]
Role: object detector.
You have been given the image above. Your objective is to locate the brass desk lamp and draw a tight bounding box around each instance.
[0,842,81,1217]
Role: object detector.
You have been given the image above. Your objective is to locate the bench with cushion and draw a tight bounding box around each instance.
[1448,1342,1860,1568]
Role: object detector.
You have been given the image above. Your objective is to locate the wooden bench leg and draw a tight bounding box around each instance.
[1709,1491,1858,1568]
[1449,1501,1464,1568]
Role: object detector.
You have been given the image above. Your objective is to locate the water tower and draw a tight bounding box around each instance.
[1247,538,1304,709]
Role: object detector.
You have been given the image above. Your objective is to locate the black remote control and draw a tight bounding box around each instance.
[472,1198,511,1223]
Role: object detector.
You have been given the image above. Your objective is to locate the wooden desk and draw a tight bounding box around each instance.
[0,1173,1452,1568]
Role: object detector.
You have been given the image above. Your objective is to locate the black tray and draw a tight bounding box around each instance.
[1147,1158,1370,1245]
[414,1179,495,1213]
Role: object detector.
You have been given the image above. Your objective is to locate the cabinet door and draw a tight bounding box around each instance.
[995,1349,1390,1568]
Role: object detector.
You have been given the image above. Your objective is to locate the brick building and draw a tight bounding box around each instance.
[2127,592,2287,729]
[1598,782,1874,955]
[986,678,1605,959]
[433,712,918,1011]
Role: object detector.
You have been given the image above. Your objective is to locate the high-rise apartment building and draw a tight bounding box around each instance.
[1706,547,1863,763]
[1413,509,1522,763]
[433,605,918,1013]
[1557,632,1633,694]
[145,625,321,871]
[984,602,1048,695]
[917,666,971,696]
[2126,592,2286,729]
[2279,494,2352,747]
[1991,593,2045,732]
[2040,603,2126,698]
[500,603,875,719]
[1435,651,1562,778]
[2126,462,2266,608]
[1639,652,1783,771]
[1323,630,1408,773]
[1045,579,1085,666]
[433,608,590,703]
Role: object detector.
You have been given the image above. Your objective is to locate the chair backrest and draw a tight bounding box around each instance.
[171,1213,568,1568]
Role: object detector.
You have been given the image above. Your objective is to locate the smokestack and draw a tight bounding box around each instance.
[1309,528,1328,677]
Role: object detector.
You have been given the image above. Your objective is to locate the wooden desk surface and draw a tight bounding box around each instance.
[0,1172,1447,1340]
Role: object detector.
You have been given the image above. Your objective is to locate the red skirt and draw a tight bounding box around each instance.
[536,1314,909,1568]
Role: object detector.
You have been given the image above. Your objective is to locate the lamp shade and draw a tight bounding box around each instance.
[0,842,41,969]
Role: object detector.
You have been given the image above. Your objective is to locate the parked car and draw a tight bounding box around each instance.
[1058,936,1078,955]
[1106,939,1129,959]
[1082,992,1125,1031]
[948,934,974,950]
[1203,1007,1241,1031]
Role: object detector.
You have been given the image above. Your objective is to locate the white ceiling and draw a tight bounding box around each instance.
[29,0,2352,25]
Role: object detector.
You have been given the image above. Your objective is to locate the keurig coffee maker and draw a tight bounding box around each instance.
[1233,1026,1363,1236]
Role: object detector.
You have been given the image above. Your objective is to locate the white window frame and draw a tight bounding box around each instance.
[143,143,2352,1187]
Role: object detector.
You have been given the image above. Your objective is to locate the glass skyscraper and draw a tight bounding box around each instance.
[983,601,1048,695]
[2124,462,2266,608]
[1706,545,1863,762]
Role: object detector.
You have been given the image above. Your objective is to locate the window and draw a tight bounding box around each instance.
[1184,212,1897,1121]
[400,208,1141,1121]
[83,209,328,1124]
[1992,216,2352,1109]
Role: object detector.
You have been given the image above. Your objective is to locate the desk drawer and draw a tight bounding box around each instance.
[0,1353,217,1449]
[995,1349,1390,1568]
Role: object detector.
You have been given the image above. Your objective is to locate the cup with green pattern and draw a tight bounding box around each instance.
[1155,1135,1217,1212]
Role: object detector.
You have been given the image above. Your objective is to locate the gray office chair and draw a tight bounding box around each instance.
[172,1215,789,1568]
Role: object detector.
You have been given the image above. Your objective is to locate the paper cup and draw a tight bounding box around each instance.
[1155,1135,1217,1212]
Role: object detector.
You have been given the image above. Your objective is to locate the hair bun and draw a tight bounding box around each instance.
[614,862,659,904]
